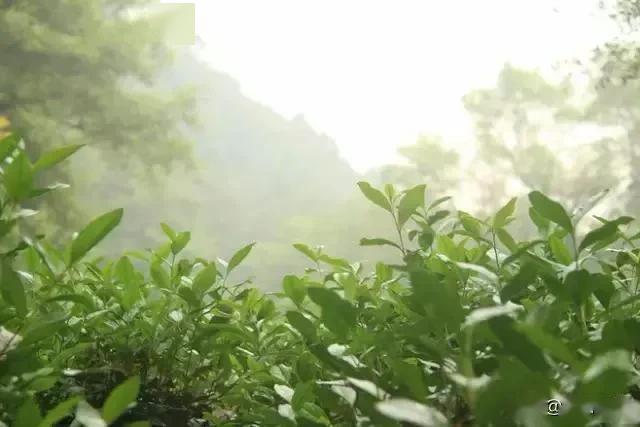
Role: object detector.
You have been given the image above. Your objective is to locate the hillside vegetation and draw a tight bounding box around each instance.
[1,133,640,426]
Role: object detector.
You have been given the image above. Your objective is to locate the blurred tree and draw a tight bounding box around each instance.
[0,0,193,232]
[371,135,460,196]
[594,0,640,85]
[585,79,640,215]
[462,64,618,214]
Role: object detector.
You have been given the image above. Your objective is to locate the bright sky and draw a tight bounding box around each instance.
[187,0,616,172]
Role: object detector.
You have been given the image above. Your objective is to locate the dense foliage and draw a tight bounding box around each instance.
[2,131,640,426]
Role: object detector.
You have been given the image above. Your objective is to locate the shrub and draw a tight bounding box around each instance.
[1,131,640,426]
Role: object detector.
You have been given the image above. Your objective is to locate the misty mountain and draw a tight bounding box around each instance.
[70,52,359,287]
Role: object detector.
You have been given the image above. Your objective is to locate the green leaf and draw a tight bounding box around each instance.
[515,323,579,368]
[150,261,170,288]
[397,184,426,225]
[359,237,402,251]
[4,152,33,201]
[493,197,517,229]
[102,376,140,423]
[307,287,357,339]
[171,231,191,255]
[375,398,447,427]
[14,398,43,427]
[528,191,573,233]
[488,316,548,372]
[496,228,518,252]
[283,275,306,306]
[160,222,177,240]
[69,209,123,266]
[192,263,217,294]
[357,181,392,212]
[33,144,84,173]
[579,216,633,252]
[38,397,81,427]
[285,311,316,341]
[549,235,573,265]
[565,269,594,306]
[293,243,319,262]
[226,242,255,276]
[0,258,27,317]
[463,303,523,328]
[390,359,428,401]
[0,133,20,163]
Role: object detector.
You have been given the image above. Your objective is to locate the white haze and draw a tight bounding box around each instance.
[182,0,616,172]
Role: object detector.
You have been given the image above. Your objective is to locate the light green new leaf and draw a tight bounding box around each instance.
[357,181,392,212]
[283,275,306,305]
[293,243,319,262]
[549,235,573,265]
[33,144,84,173]
[226,242,255,276]
[102,376,141,423]
[359,237,402,251]
[38,397,81,427]
[528,191,573,233]
[397,184,426,226]
[4,152,33,201]
[160,222,177,240]
[171,231,191,255]
[69,209,123,266]
[493,197,517,229]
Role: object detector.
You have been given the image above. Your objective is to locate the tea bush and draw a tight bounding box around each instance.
[1,131,640,426]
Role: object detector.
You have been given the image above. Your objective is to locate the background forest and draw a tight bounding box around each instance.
[5,1,640,426]
[2,0,639,290]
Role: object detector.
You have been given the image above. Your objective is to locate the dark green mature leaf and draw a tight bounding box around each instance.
[528,191,573,233]
[193,263,217,294]
[14,398,43,427]
[286,311,316,341]
[357,181,392,212]
[150,261,170,288]
[397,184,426,225]
[0,258,27,317]
[565,269,594,306]
[493,197,517,229]
[102,376,140,423]
[579,216,633,252]
[488,316,548,372]
[69,209,123,266]
[4,152,34,201]
[410,269,464,330]
[33,144,84,173]
[226,242,255,275]
[307,287,357,339]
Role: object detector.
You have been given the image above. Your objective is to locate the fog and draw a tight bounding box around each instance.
[4,0,639,290]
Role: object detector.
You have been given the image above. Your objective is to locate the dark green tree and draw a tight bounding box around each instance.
[0,0,193,232]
